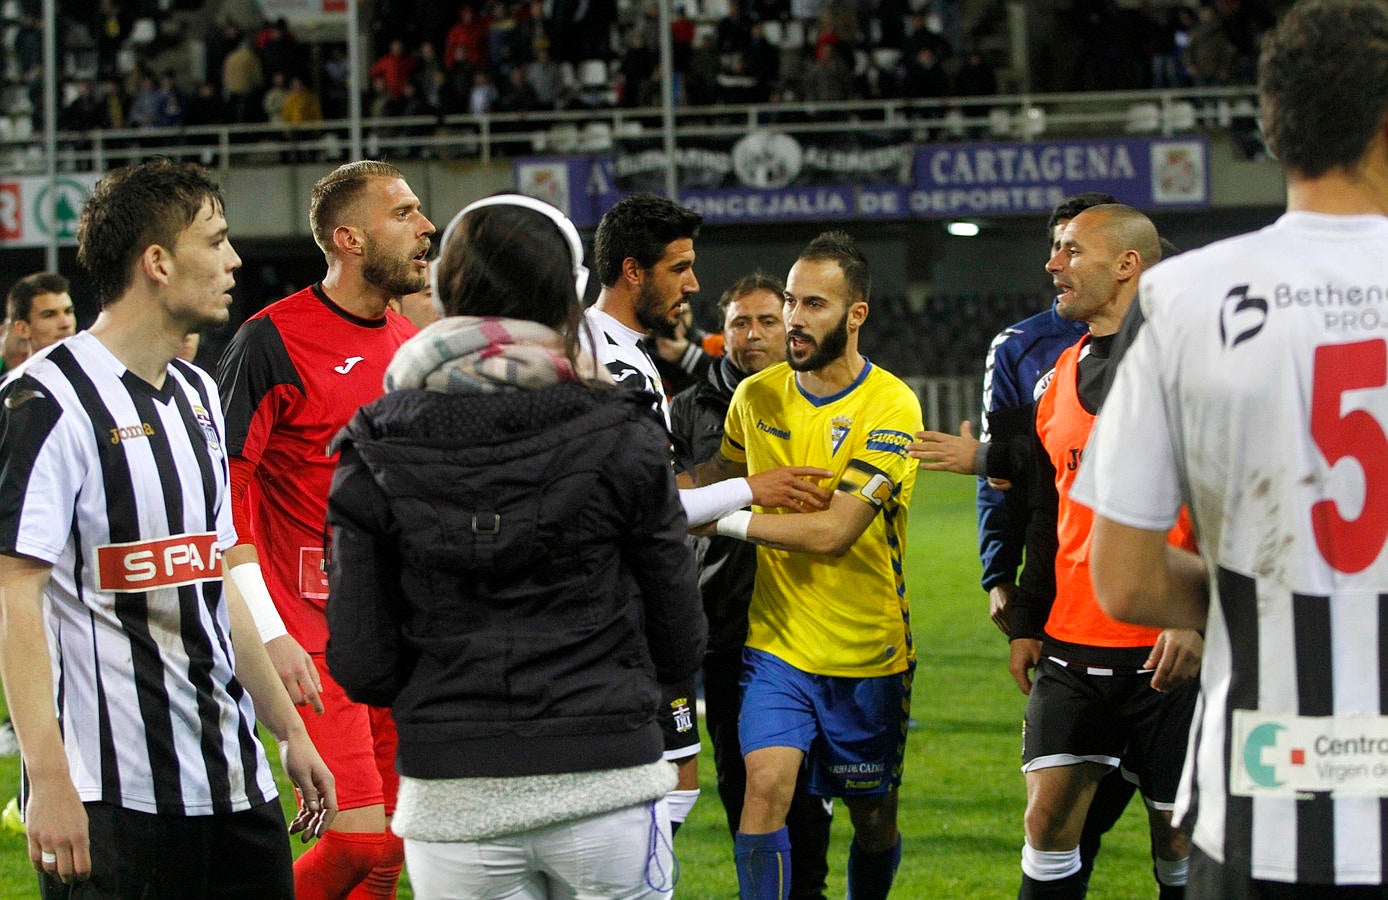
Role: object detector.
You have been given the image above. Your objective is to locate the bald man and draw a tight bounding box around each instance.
[1009,205,1201,900]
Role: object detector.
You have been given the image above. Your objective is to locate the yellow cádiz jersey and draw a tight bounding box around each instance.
[722,360,922,677]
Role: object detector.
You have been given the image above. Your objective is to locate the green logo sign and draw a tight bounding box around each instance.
[33,179,89,240]
[1243,722,1285,788]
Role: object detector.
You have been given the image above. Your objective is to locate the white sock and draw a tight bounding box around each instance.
[1154,855,1189,886]
[665,788,700,825]
[1021,841,1082,881]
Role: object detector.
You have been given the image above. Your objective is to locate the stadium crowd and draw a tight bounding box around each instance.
[0,0,1279,140]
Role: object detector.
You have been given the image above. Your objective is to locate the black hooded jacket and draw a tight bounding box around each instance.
[325,381,706,779]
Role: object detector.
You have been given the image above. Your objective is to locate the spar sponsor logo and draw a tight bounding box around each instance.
[96,533,221,592]
[1233,710,1388,796]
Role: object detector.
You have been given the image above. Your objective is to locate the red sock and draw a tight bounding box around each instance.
[346,831,405,900]
[294,830,385,900]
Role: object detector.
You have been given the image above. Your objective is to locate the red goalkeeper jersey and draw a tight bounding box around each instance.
[217,284,416,651]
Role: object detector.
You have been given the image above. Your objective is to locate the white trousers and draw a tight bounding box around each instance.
[405,800,677,899]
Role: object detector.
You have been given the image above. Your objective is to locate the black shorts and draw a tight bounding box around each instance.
[40,798,293,899]
[660,676,701,762]
[1189,847,1387,899]
[1021,655,1198,806]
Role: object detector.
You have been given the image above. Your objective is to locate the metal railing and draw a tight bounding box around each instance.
[0,86,1261,175]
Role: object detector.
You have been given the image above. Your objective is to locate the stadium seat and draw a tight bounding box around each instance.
[128,18,157,46]
[1164,100,1197,132]
[701,0,730,18]
[580,121,613,151]
[988,107,1011,137]
[760,20,783,45]
[872,48,901,71]
[781,19,806,49]
[1126,102,1161,133]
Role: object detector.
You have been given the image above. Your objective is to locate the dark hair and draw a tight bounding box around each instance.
[309,160,405,255]
[798,230,870,304]
[1258,0,1388,178]
[592,193,702,288]
[434,203,584,367]
[718,270,785,318]
[1045,192,1119,239]
[76,159,223,309]
[7,272,69,323]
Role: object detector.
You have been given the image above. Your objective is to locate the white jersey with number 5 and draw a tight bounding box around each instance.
[1073,211,1388,887]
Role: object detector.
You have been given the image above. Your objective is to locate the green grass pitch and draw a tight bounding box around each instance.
[0,472,1162,897]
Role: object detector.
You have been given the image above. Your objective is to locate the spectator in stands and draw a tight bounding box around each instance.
[902,11,953,64]
[814,0,861,70]
[259,18,303,82]
[511,1,551,66]
[184,81,225,134]
[525,45,565,108]
[744,22,781,102]
[446,44,480,100]
[469,70,499,115]
[671,5,696,78]
[686,32,721,105]
[263,71,289,129]
[955,49,999,97]
[99,78,127,130]
[15,14,42,77]
[282,75,323,160]
[1185,3,1237,87]
[92,0,129,78]
[423,68,466,117]
[414,40,443,95]
[496,65,542,112]
[222,35,264,123]
[446,5,492,73]
[155,72,186,128]
[128,73,163,129]
[323,47,352,118]
[619,29,660,107]
[801,41,854,103]
[718,0,755,56]
[59,81,107,133]
[370,39,419,101]
[718,54,761,105]
[901,45,949,99]
[204,22,243,95]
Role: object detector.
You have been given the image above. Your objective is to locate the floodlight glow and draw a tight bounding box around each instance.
[946,221,980,237]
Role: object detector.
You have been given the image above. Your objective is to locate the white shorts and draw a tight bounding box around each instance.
[404,800,676,900]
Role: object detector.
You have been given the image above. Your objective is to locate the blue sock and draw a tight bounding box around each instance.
[847,835,902,900]
[734,828,791,900]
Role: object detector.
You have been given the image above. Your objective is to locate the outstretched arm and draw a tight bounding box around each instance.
[224,559,337,841]
[0,554,90,885]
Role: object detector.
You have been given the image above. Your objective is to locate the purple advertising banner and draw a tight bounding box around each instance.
[514,135,1209,227]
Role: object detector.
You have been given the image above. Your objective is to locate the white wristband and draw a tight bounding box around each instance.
[680,476,754,527]
[715,510,753,541]
[228,561,289,643]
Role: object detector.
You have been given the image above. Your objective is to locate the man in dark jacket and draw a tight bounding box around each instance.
[670,272,833,900]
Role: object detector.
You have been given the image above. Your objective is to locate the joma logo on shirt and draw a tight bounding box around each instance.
[96,533,221,592]
[1066,447,1082,471]
[109,423,155,444]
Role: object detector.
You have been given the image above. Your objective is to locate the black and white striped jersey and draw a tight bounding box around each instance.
[1074,212,1388,886]
[0,331,276,817]
[581,307,670,428]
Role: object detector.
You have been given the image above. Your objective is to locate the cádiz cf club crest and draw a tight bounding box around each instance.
[830,416,852,455]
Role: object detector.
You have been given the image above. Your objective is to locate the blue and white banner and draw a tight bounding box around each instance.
[514,135,1209,227]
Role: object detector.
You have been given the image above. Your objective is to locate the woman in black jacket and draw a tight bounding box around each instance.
[325,194,706,899]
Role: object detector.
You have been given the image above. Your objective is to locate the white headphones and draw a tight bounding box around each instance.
[430,193,590,315]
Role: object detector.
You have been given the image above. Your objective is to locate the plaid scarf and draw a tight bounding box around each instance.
[384,316,601,394]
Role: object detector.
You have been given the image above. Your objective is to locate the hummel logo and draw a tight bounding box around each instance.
[334,356,365,374]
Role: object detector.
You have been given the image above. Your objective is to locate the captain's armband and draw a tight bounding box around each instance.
[839,459,898,510]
